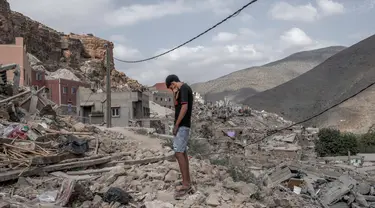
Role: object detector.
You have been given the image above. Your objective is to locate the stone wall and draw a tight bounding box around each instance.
[0,0,14,44]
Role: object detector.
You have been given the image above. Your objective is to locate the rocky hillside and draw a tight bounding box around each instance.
[243,34,375,133]
[0,0,144,91]
[192,46,345,103]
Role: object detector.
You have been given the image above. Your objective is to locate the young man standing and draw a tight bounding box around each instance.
[165,74,193,199]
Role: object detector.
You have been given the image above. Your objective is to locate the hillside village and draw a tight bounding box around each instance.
[1,0,375,208]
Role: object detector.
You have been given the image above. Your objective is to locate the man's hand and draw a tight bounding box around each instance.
[173,125,179,136]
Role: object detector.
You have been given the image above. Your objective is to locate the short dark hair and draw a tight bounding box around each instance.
[165,74,180,88]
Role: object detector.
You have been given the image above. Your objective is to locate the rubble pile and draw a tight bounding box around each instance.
[0,113,178,207]
[45,68,81,82]
[149,101,174,118]
[186,101,375,207]
[2,94,375,207]
[1,86,375,207]
[190,102,301,162]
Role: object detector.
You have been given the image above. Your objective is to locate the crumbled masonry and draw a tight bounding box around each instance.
[0,88,371,207]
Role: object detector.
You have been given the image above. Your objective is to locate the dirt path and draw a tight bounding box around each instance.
[96,126,164,151]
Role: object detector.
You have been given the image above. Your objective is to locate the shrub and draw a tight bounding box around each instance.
[210,158,230,166]
[358,131,375,153]
[187,138,209,157]
[315,128,358,157]
[228,165,257,184]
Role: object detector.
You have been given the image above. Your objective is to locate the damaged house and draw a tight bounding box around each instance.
[76,87,150,126]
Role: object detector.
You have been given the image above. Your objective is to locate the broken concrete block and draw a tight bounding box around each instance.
[355,192,369,207]
[0,202,10,208]
[164,170,179,182]
[227,121,237,127]
[282,133,297,143]
[358,183,371,195]
[223,177,258,196]
[364,195,375,202]
[206,193,221,206]
[92,195,103,207]
[144,200,174,208]
[73,122,86,132]
[328,202,349,208]
[268,167,292,188]
[321,175,356,206]
[306,127,319,134]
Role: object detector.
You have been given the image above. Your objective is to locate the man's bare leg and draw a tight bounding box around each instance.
[175,152,190,188]
[183,151,191,183]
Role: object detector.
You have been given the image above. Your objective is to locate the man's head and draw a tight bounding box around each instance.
[165,74,180,91]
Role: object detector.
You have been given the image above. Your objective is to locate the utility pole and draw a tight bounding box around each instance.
[105,43,112,128]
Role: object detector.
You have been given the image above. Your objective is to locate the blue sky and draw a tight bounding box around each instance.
[9,0,375,85]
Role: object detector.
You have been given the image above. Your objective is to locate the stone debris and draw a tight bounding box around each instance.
[149,101,174,118]
[1,81,375,207]
[45,68,81,82]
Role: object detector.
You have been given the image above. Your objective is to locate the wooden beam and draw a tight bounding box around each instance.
[0,90,30,104]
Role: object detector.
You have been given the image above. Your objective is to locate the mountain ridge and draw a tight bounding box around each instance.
[242,34,375,133]
[191,46,346,102]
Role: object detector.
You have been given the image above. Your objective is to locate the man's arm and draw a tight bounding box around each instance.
[175,86,188,127]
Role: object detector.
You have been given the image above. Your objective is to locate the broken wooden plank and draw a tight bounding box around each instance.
[55,179,76,207]
[29,95,38,114]
[66,166,131,175]
[50,171,97,180]
[0,90,30,104]
[43,156,112,172]
[31,153,77,165]
[2,143,45,156]
[59,154,106,164]
[95,137,99,155]
[0,156,112,182]
[111,153,175,166]
[45,130,93,135]
[0,153,172,183]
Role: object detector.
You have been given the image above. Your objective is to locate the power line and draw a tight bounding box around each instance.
[196,80,375,158]
[114,0,259,63]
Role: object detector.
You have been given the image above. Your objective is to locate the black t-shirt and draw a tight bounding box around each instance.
[174,83,193,128]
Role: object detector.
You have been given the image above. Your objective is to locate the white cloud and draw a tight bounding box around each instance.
[212,28,258,43]
[238,28,258,37]
[212,32,238,42]
[9,0,112,32]
[109,35,127,43]
[280,28,313,47]
[351,0,375,13]
[269,2,318,22]
[9,0,237,32]
[113,44,141,60]
[316,0,345,16]
[269,0,344,22]
[114,26,335,86]
[200,0,234,15]
[240,13,255,22]
[119,42,270,86]
[279,27,334,53]
[104,1,192,27]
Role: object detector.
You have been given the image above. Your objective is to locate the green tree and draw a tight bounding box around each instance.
[315,128,358,157]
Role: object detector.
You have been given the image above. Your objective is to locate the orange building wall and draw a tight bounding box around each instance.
[0,37,28,86]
